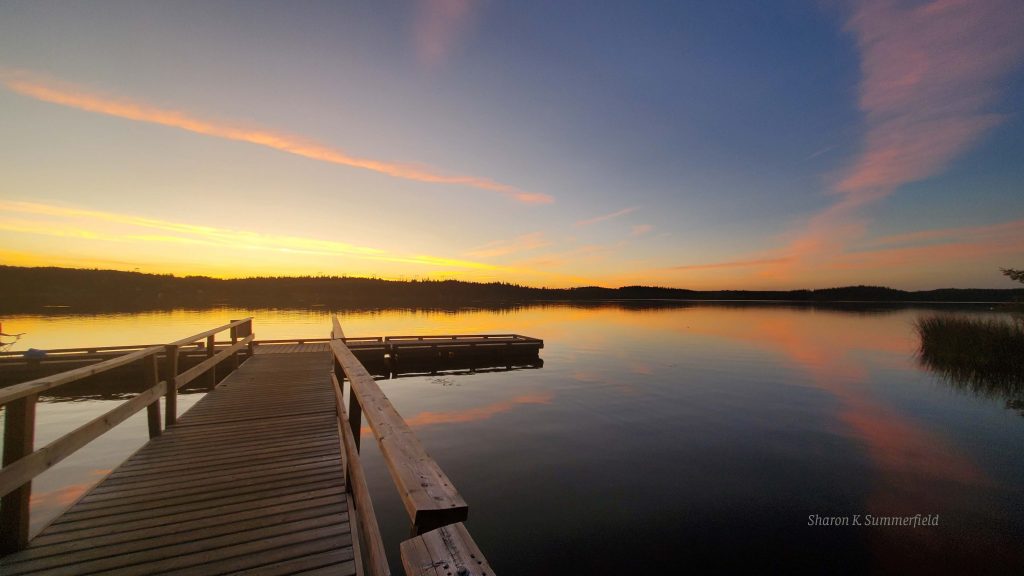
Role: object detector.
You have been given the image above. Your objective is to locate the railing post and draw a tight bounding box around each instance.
[243,320,255,358]
[348,384,362,452]
[205,334,216,386]
[229,321,240,371]
[1,394,37,555]
[164,345,179,427]
[144,354,161,439]
[335,359,362,452]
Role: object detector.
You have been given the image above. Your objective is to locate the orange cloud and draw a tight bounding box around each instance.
[575,206,639,227]
[2,70,552,204]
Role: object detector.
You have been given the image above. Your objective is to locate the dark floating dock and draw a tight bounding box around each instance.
[0,317,532,575]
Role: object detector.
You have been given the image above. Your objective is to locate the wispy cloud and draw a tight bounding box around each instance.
[415,0,477,67]
[0,200,502,271]
[836,0,1023,199]
[835,218,1024,270]
[664,218,1024,283]
[803,144,837,161]
[630,224,654,237]
[512,243,613,271]
[575,206,639,227]
[1,70,553,204]
[670,256,793,272]
[867,219,1024,249]
[764,0,1024,280]
[465,232,549,258]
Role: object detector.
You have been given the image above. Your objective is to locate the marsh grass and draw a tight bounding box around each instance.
[915,314,1024,412]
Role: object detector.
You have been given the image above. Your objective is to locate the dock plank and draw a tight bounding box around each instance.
[0,350,354,575]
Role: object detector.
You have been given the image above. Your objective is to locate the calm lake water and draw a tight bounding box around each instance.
[2,303,1022,573]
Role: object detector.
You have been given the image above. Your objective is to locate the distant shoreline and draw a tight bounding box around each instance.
[2,265,1022,313]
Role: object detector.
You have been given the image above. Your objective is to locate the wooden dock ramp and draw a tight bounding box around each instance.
[0,350,356,575]
[1,318,504,575]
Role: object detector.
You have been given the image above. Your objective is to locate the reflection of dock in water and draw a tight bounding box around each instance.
[0,317,540,574]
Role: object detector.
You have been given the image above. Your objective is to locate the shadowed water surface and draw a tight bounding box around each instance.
[1,303,1021,573]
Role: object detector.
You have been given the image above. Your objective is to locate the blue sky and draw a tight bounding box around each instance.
[1,1,1022,289]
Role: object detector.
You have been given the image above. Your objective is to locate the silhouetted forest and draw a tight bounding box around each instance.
[2,266,1023,312]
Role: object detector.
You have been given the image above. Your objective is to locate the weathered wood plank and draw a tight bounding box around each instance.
[400,523,495,576]
[232,548,356,576]
[1,505,349,574]
[36,481,346,543]
[13,491,346,561]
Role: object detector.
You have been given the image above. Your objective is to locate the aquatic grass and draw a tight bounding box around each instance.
[915,314,1024,411]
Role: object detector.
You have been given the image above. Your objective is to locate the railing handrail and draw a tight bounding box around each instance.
[0,346,164,405]
[331,372,390,576]
[329,316,497,575]
[0,318,254,555]
[328,318,467,533]
[0,318,254,406]
[170,317,253,346]
[0,344,164,357]
[330,338,468,530]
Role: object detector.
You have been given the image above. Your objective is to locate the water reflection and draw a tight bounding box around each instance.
[2,303,1021,572]
[403,393,553,428]
[922,360,1024,416]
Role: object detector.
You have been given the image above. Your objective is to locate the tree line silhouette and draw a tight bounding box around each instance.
[2,265,1023,312]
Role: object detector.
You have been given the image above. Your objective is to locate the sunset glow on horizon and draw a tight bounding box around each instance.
[2,1,1023,290]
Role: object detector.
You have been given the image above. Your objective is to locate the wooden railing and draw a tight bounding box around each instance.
[0,318,254,554]
[0,344,162,358]
[330,317,496,576]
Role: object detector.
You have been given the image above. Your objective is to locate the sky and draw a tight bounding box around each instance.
[1,0,1022,290]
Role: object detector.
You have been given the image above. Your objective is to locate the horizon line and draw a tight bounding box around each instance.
[2,264,1019,294]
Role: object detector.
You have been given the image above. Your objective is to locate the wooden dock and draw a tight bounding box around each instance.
[0,351,353,575]
[0,318,510,575]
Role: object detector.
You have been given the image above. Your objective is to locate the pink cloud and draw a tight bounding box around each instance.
[769,0,1024,279]
[868,218,1024,248]
[415,0,476,67]
[837,0,1024,198]
[831,223,1024,271]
